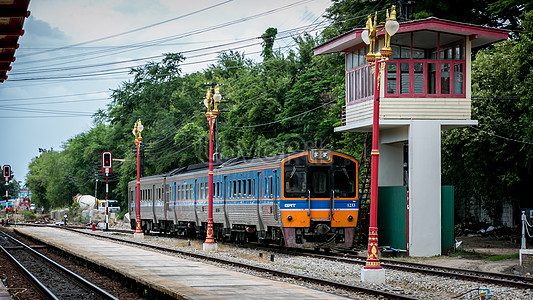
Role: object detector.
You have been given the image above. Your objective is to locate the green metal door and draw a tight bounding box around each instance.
[377,186,407,251]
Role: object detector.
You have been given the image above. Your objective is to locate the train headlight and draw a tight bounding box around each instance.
[347,215,354,222]
[287,215,293,221]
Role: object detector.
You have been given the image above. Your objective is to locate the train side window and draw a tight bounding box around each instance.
[233,181,237,197]
[247,179,251,197]
[243,180,246,197]
[238,180,241,197]
[216,182,220,198]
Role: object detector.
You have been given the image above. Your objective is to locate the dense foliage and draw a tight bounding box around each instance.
[442,10,533,221]
[25,1,533,226]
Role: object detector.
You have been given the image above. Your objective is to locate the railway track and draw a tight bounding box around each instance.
[20,225,418,299]
[0,230,118,300]
[18,224,533,295]
[292,249,533,289]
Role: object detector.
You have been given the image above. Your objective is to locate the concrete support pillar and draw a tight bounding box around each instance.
[408,121,442,257]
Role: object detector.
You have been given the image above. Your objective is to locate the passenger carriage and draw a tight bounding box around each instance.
[128,149,359,249]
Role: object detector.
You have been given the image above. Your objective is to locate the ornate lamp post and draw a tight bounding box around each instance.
[203,84,221,252]
[360,6,399,284]
[132,119,144,239]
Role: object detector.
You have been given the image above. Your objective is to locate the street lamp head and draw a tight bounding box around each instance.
[381,5,399,59]
[137,120,144,133]
[385,5,399,37]
[361,29,370,45]
[213,84,221,113]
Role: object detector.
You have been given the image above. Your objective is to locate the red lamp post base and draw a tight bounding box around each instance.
[204,217,217,251]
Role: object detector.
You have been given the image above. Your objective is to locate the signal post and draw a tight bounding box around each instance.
[102,151,112,231]
[3,165,11,205]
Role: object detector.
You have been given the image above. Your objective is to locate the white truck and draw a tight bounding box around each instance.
[97,199,120,213]
[75,195,120,213]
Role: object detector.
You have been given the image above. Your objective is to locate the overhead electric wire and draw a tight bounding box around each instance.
[0,90,110,102]
[4,1,330,122]
[0,106,92,115]
[0,98,110,107]
[12,22,329,78]
[15,0,315,69]
[17,0,234,59]
[470,126,533,145]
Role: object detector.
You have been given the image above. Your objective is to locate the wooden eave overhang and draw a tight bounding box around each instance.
[0,0,30,82]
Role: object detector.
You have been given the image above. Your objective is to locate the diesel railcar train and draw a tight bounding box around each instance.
[128,149,359,249]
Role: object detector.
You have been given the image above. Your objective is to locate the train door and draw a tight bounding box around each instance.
[194,179,199,225]
[163,179,168,221]
[256,172,262,208]
[309,166,330,219]
[173,182,178,223]
[331,165,357,224]
[256,172,265,231]
[273,170,279,221]
[223,176,230,227]
[152,184,158,225]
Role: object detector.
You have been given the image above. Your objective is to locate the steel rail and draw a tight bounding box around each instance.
[0,243,59,300]
[0,230,118,300]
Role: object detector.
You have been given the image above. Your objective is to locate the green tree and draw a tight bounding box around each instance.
[261,27,278,60]
[442,10,533,222]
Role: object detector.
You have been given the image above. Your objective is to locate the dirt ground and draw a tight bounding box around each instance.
[401,235,533,275]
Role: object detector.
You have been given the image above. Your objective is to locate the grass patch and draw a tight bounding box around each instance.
[483,253,519,261]
[448,249,479,257]
[293,266,306,270]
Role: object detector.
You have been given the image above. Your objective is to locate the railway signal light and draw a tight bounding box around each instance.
[3,165,11,181]
[102,151,112,173]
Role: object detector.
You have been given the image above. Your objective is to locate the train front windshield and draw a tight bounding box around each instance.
[283,152,357,198]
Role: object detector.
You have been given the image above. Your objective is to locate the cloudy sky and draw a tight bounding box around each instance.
[0,0,332,185]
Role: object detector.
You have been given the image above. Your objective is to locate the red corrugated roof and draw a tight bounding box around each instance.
[0,0,30,83]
